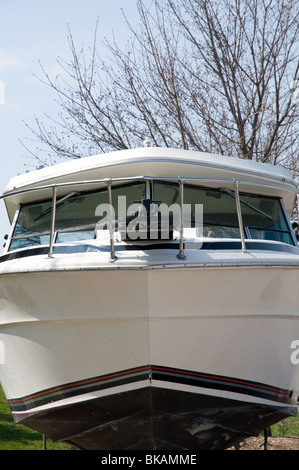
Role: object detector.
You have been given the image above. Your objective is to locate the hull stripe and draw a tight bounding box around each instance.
[8,365,293,413]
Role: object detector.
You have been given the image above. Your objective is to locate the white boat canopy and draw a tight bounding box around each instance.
[2,147,297,222]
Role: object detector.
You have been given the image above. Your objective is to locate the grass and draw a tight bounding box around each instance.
[271,413,299,438]
[0,385,70,450]
[0,383,299,450]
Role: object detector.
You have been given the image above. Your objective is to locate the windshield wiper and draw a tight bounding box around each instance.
[222,189,273,220]
[34,192,79,222]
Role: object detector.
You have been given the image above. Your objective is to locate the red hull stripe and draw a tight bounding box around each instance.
[8,365,293,413]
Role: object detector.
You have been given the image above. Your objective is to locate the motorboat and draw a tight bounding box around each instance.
[0,145,299,450]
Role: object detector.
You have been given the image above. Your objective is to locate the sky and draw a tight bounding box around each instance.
[0,0,144,240]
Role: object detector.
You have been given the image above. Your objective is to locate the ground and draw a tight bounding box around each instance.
[227,436,299,450]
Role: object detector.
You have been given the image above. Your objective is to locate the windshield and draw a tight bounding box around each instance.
[153,182,293,244]
[8,182,146,251]
[7,180,294,251]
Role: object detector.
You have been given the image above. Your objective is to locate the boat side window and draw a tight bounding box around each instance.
[153,182,293,245]
[239,193,293,244]
[9,200,52,251]
[8,182,146,251]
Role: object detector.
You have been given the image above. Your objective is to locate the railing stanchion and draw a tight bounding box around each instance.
[107,179,117,261]
[48,185,57,258]
[234,180,247,253]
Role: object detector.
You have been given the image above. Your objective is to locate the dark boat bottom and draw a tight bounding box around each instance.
[17,387,294,450]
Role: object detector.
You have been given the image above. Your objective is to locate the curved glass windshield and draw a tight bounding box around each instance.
[7,180,294,251]
[8,182,146,251]
[153,182,293,244]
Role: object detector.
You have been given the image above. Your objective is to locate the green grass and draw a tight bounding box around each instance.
[0,385,70,450]
[271,413,299,438]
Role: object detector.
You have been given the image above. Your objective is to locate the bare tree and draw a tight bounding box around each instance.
[24,0,299,173]
[168,0,299,166]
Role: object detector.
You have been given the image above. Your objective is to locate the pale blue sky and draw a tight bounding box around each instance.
[0,0,144,237]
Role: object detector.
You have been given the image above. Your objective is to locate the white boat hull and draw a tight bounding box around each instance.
[0,248,299,449]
